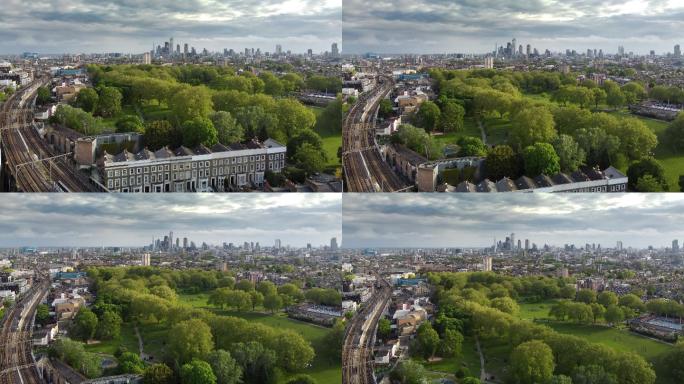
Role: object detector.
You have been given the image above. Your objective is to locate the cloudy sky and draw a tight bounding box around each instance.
[0,0,341,54]
[343,194,684,249]
[0,194,341,248]
[343,0,684,54]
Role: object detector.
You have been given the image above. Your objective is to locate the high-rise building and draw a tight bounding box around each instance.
[616,241,623,250]
[510,233,515,250]
[526,44,531,57]
[169,231,173,251]
[169,37,174,56]
[143,52,151,65]
[676,45,682,57]
[275,239,281,249]
[525,239,529,251]
[276,44,282,55]
[183,237,188,249]
[331,42,339,57]
[184,43,189,56]
[673,239,679,252]
[618,46,625,56]
[484,56,494,69]
[176,238,179,249]
[511,38,517,57]
[142,253,151,266]
[483,256,492,272]
[330,237,338,251]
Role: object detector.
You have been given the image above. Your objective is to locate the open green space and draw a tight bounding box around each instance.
[178,293,340,383]
[84,322,139,355]
[419,336,481,377]
[308,105,342,169]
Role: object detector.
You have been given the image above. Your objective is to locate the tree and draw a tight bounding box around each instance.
[592,88,607,109]
[457,136,487,157]
[286,129,324,160]
[116,115,144,133]
[552,134,585,172]
[510,106,557,150]
[490,297,520,315]
[250,291,264,311]
[96,310,122,340]
[293,142,326,175]
[415,322,440,359]
[182,117,218,148]
[636,175,664,192]
[416,101,441,132]
[618,294,646,312]
[377,318,392,341]
[230,341,277,384]
[622,83,647,105]
[485,145,519,181]
[590,303,606,323]
[118,351,145,374]
[605,305,624,325]
[207,349,243,384]
[660,344,684,381]
[72,308,98,341]
[605,118,657,160]
[169,86,214,124]
[509,340,555,384]
[597,291,618,307]
[522,143,561,176]
[277,98,316,140]
[272,331,315,371]
[378,99,393,118]
[626,157,668,191]
[96,87,122,117]
[576,289,597,304]
[256,281,278,297]
[440,100,465,132]
[604,81,626,109]
[143,363,174,384]
[180,359,217,384]
[571,365,617,384]
[260,72,284,96]
[665,112,684,152]
[550,375,573,384]
[263,293,283,313]
[389,360,427,384]
[145,120,174,150]
[168,319,214,364]
[36,304,50,326]
[73,88,99,112]
[36,86,52,106]
[439,328,464,358]
[211,111,244,144]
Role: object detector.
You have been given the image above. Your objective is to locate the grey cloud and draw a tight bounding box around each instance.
[0,195,342,248]
[342,194,684,249]
[0,0,341,54]
[343,0,684,54]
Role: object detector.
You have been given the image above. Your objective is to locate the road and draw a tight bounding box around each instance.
[343,78,407,192]
[0,78,103,192]
[342,275,392,384]
[0,272,50,384]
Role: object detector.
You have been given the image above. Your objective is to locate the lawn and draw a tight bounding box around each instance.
[608,109,684,191]
[518,300,557,320]
[309,105,342,169]
[84,322,139,355]
[178,293,340,384]
[420,336,481,378]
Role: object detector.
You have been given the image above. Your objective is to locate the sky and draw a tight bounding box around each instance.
[343,0,684,54]
[0,194,341,248]
[0,0,341,54]
[342,194,684,249]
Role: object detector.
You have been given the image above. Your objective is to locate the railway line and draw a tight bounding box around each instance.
[342,275,392,384]
[343,78,408,192]
[0,271,49,384]
[1,78,102,192]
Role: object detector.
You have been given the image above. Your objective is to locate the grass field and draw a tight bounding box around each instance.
[309,106,341,169]
[84,323,139,355]
[419,336,482,378]
[179,293,340,383]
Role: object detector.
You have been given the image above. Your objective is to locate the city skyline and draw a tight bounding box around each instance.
[343,0,684,54]
[0,0,341,54]
[342,194,684,249]
[0,194,341,247]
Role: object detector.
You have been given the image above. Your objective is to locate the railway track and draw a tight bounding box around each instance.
[1,78,102,192]
[343,78,407,192]
[342,275,392,384]
[0,273,49,384]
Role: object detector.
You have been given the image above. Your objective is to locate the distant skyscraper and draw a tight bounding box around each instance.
[169,231,173,251]
[616,241,623,250]
[525,239,529,251]
[141,253,151,266]
[169,37,174,56]
[143,52,151,65]
[307,49,313,56]
[511,38,517,57]
[483,256,492,272]
[673,239,679,251]
[184,43,189,56]
[675,45,682,57]
[176,238,179,249]
[275,239,281,249]
[276,44,282,55]
[618,46,625,56]
[484,56,494,69]
[330,237,338,251]
[510,233,515,250]
[331,42,339,57]
[526,44,531,57]
[183,237,188,249]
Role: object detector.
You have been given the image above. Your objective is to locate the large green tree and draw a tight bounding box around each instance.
[485,145,519,181]
[207,349,243,384]
[170,86,214,124]
[168,319,214,364]
[96,87,122,117]
[510,106,557,150]
[182,117,218,148]
[180,359,217,384]
[522,142,561,176]
[509,340,555,384]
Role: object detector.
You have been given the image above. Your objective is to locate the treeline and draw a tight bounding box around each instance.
[80,267,327,384]
[418,69,666,190]
[426,272,657,384]
[63,65,341,176]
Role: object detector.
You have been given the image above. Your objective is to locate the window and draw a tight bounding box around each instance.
[122,169,128,176]
[114,170,120,177]
[165,165,169,171]
[107,170,113,178]
[137,168,142,174]
[137,176,141,184]
[144,167,149,173]
[107,180,113,188]
[152,166,157,172]
[205,161,210,167]
[192,162,197,169]
[114,179,120,188]
[144,175,149,184]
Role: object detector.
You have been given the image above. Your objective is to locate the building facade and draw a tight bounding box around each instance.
[101,139,286,192]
